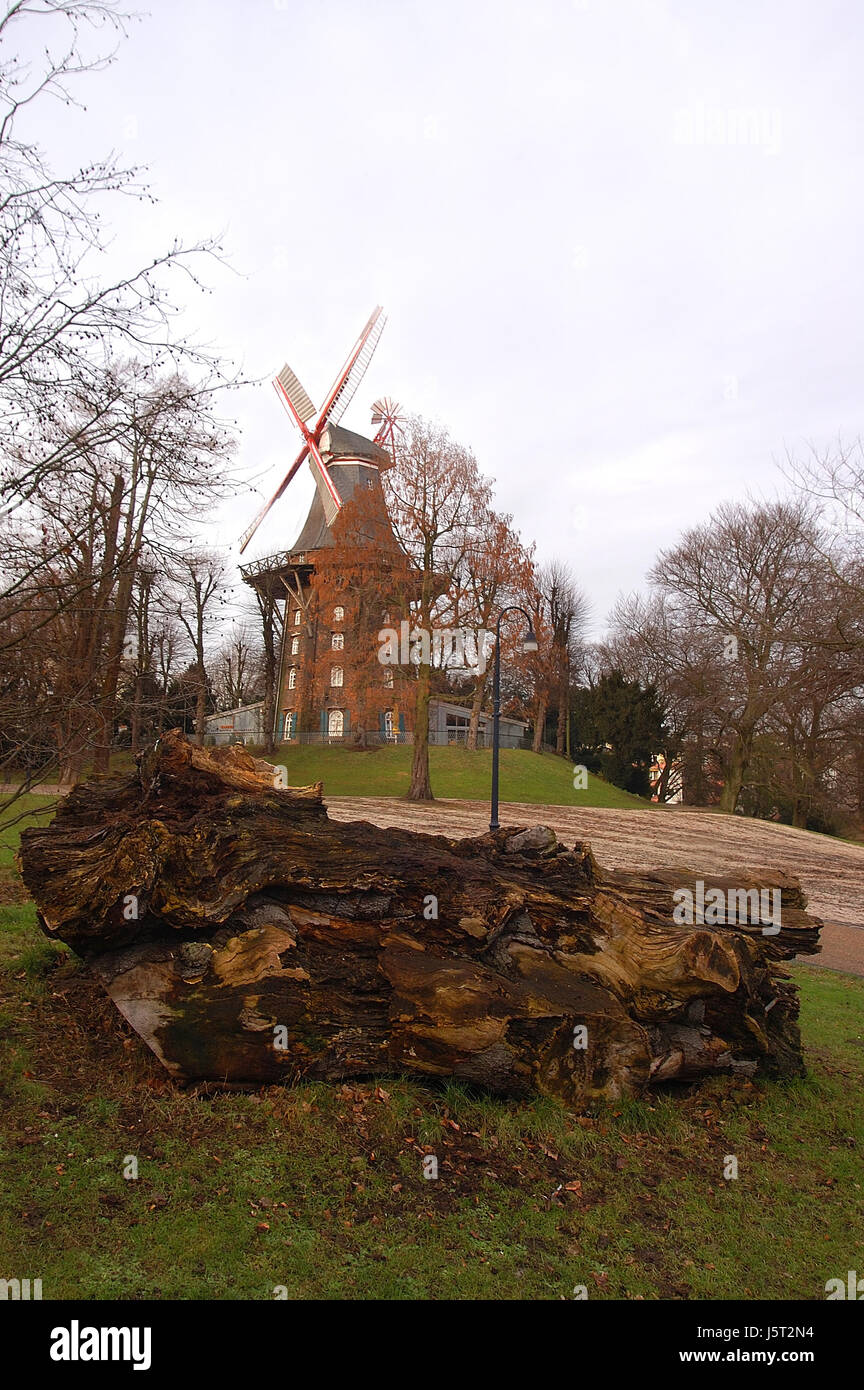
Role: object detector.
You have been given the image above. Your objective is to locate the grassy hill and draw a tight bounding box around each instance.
[273,743,649,808]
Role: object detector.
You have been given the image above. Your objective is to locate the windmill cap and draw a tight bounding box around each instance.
[320,422,391,468]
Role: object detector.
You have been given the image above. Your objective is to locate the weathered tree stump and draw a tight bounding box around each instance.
[18,731,822,1106]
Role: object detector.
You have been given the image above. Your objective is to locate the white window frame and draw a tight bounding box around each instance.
[333,605,344,623]
[290,636,300,655]
[288,668,297,690]
[330,666,343,688]
[331,632,344,650]
[328,709,343,738]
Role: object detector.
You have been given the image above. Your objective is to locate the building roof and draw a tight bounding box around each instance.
[432,700,529,730]
[319,423,390,467]
[204,701,265,724]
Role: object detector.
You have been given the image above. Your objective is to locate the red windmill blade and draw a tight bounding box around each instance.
[238,306,387,555]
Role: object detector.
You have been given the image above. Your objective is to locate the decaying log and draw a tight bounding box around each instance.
[18,731,822,1106]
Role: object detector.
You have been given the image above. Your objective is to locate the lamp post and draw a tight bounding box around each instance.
[490,606,538,832]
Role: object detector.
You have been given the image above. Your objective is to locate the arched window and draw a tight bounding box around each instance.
[283,711,297,740]
[293,609,302,626]
[331,632,344,650]
[328,709,343,738]
[384,710,394,740]
[384,668,394,688]
[288,668,297,690]
[333,605,344,623]
[330,666,343,688]
[290,636,300,655]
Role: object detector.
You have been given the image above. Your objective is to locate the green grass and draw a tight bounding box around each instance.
[0,897,861,1300]
[0,793,56,877]
[273,744,649,808]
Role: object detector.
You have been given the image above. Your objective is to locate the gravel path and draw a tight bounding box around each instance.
[327,797,864,978]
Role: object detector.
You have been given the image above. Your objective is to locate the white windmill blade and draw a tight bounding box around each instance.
[318,306,387,429]
[308,437,342,527]
[275,363,317,425]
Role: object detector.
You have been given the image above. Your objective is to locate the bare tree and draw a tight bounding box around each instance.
[383,415,492,800]
[252,586,280,755]
[0,0,232,514]
[0,363,238,785]
[171,549,230,744]
[452,508,534,751]
[0,0,245,825]
[524,561,589,758]
[650,498,826,812]
[213,622,261,712]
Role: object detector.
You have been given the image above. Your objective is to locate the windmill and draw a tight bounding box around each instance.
[370,397,407,462]
[239,306,388,555]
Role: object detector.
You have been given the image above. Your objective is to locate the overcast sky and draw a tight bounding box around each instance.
[24,0,864,634]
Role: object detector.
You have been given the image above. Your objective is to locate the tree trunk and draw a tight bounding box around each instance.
[194,663,207,745]
[532,693,547,754]
[130,673,144,755]
[555,667,568,757]
[259,594,278,757]
[60,472,125,783]
[19,731,822,1106]
[720,732,751,813]
[409,663,433,800]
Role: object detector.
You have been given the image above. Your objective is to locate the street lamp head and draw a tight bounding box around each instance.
[522,625,539,653]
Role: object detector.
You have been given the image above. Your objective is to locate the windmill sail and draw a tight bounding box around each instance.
[307,435,342,527]
[320,306,387,428]
[275,365,316,424]
[239,306,386,553]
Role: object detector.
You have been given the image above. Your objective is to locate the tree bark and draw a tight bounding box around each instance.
[194,662,207,745]
[532,693,547,754]
[19,731,821,1106]
[257,590,279,757]
[720,729,752,813]
[130,673,144,755]
[409,661,434,800]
